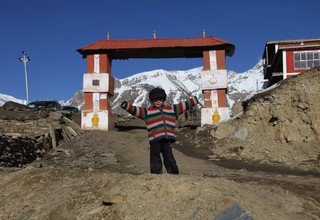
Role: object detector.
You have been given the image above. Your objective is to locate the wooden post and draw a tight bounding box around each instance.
[49,124,57,148]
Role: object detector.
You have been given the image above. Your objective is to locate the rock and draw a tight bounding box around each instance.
[231,101,243,117]
[2,101,26,110]
[87,206,105,215]
[210,129,215,138]
[102,192,126,206]
[48,111,63,121]
[0,107,81,168]
[101,152,116,157]
[207,155,220,161]
[212,124,236,140]
[311,118,320,134]
[3,133,23,138]
[233,127,248,140]
[195,126,206,134]
[214,202,253,220]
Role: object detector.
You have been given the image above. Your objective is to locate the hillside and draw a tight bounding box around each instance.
[210,67,320,173]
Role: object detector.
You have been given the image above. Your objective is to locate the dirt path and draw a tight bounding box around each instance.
[0,121,319,219]
[35,124,320,213]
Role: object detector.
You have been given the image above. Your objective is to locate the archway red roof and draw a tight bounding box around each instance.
[77,36,235,59]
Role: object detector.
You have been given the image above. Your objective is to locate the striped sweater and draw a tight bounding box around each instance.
[123,97,198,143]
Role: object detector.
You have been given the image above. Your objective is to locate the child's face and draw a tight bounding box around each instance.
[153,97,164,108]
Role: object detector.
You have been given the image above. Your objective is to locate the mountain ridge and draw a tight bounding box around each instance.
[1,61,266,113]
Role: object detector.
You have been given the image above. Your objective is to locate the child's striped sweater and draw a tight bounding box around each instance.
[123,97,198,143]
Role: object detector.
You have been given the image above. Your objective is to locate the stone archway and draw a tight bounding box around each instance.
[77,36,235,130]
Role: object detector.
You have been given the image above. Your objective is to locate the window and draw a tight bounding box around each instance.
[294,50,320,69]
[92,79,100,86]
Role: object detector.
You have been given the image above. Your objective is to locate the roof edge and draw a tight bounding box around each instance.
[266,38,320,45]
[77,36,235,57]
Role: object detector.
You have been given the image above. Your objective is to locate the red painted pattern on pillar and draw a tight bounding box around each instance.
[203,90,212,108]
[202,90,227,108]
[99,54,112,74]
[204,100,212,108]
[202,49,228,108]
[216,50,226,69]
[216,50,227,103]
[84,93,93,110]
[109,76,115,96]
[87,55,94,73]
[217,89,227,107]
[99,93,111,110]
[203,51,211,70]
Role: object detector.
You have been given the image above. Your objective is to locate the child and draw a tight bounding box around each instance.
[121,87,198,174]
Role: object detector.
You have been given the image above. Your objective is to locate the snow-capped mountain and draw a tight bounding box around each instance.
[61,90,84,110]
[1,60,267,113]
[0,93,26,106]
[112,67,203,109]
[227,60,268,107]
[110,60,266,113]
[65,60,266,113]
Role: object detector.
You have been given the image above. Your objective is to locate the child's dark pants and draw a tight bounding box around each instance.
[150,139,179,174]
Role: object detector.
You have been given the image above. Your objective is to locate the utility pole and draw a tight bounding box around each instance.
[19,51,30,104]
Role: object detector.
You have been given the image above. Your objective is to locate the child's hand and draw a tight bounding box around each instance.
[121,101,128,109]
[192,96,203,107]
[194,96,199,104]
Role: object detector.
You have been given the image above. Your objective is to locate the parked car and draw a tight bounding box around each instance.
[61,105,79,112]
[26,100,62,110]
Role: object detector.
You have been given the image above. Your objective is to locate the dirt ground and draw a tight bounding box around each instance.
[0,68,320,219]
[0,116,319,219]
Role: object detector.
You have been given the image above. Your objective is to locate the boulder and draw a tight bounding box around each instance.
[211,124,236,140]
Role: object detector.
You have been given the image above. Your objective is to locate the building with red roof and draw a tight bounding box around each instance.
[263,38,320,86]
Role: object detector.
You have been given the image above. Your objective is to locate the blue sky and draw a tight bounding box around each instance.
[1,0,319,101]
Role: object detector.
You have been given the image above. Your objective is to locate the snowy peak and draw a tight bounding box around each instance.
[0,93,26,106]
[1,61,266,114]
[119,68,202,93]
[111,61,266,113]
[113,67,203,109]
[227,60,267,106]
